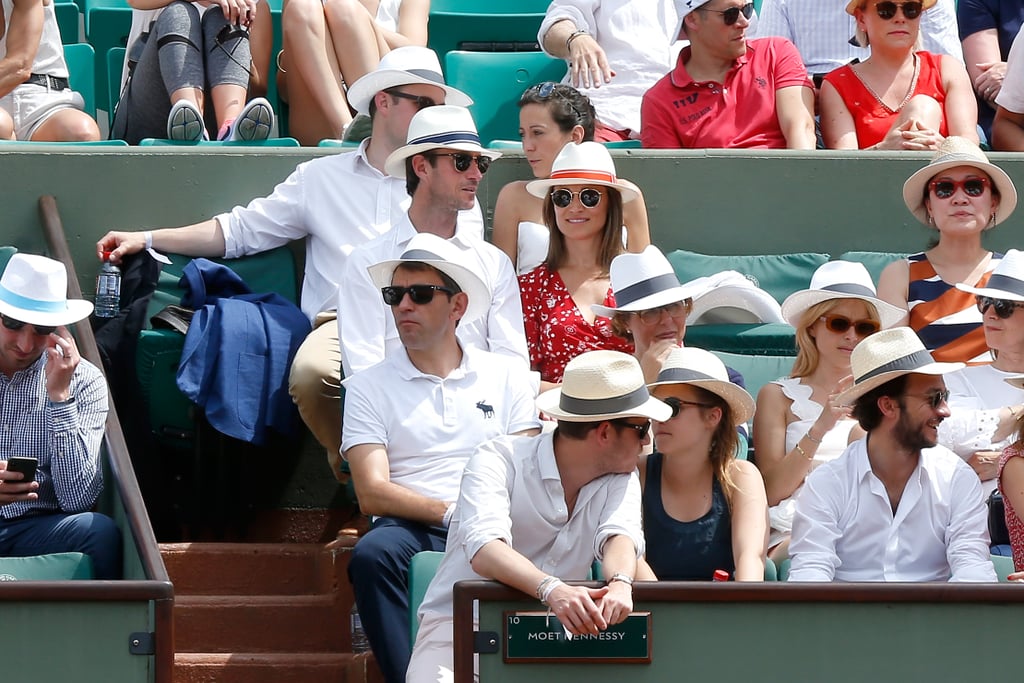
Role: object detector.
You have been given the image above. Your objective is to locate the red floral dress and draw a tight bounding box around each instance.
[519,263,634,383]
[999,445,1024,572]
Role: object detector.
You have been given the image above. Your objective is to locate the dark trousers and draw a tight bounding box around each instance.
[348,517,447,683]
[0,512,122,579]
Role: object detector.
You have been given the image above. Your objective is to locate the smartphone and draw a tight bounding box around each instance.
[5,457,38,483]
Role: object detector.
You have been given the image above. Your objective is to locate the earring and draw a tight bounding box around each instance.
[927,213,934,226]
[991,212,997,226]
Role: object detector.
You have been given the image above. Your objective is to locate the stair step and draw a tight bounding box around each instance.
[175,594,348,653]
[173,651,382,683]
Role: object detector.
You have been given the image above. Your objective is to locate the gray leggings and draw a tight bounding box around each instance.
[111,2,251,144]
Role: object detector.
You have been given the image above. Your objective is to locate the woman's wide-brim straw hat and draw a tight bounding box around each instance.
[781,260,905,330]
[845,0,935,13]
[957,248,1024,303]
[647,346,755,426]
[902,136,1017,226]
[345,46,472,116]
[526,141,640,202]
[592,246,707,318]
[0,253,93,326]
[536,350,672,422]
[835,327,963,404]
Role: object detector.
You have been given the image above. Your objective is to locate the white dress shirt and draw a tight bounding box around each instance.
[338,214,528,377]
[214,140,483,321]
[753,0,963,74]
[996,23,1024,113]
[790,437,995,582]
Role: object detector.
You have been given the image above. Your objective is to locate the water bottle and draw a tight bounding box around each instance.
[712,569,730,582]
[94,252,121,318]
[350,603,370,653]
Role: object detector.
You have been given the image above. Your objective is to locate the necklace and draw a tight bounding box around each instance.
[853,54,920,114]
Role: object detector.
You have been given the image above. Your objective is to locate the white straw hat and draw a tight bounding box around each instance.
[781,261,905,330]
[0,253,92,326]
[647,346,754,426]
[383,105,501,178]
[835,327,964,404]
[367,233,492,324]
[536,350,672,422]
[592,246,707,318]
[902,136,1017,226]
[525,142,640,202]
[676,0,714,22]
[345,46,472,116]
[956,249,1024,303]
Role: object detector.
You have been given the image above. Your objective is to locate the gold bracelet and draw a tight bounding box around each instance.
[805,430,823,444]
[794,443,812,460]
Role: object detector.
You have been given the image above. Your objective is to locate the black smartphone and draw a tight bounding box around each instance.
[6,457,38,483]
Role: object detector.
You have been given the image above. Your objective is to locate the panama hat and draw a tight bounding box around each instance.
[1004,375,1024,390]
[383,105,501,178]
[592,246,707,318]
[835,327,963,404]
[525,142,640,202]
[845,0,935,13]
[345,46,472,117]
[902,136,1017,226]
[647,347,754,425]
[0,253,93,326]
[689,271,785,324]
[956,249,1024,303]
[536,350,672,422]
[367,232,492,324]
[781,261,905,330]
[676,0,714,21]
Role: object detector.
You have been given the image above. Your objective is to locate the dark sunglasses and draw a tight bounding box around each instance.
[905,389,950,410]
[612,419,651,440]
[873,1,924,20]
[977,295,1024,319]
[385,89,438,110]
[428,152,491,174]
[820,314,880,337]
[1,314,56,336]
[634,300,691,325]
[526,82,585,121]
[928,177,990,199]
[700,2,755,25]
[381,285,455,306]
[551,188,603,209]
[662,396,714,419]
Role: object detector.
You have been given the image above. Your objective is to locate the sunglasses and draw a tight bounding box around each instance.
[613,419,651,440]
[385,89,438,110]
[873,1,924,20]
[428,152,491,175]
[820,314,880,337]
[551,188,603,209]
[526,82,585,121]
[1,314,56,337]
[700,2,755,25]
[977,295,1024,319]
[634,300,691,325]
[381,284,455,306]
[904,389,950,410]
[928,177,990,199]
[663,396,714,419]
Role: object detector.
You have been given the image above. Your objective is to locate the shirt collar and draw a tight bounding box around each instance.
[537,432,561,482]
[353,137,388,179]
[856,434,926,486]
[392,342,474,382]
[670,42,752,89]
[394,213,478,250]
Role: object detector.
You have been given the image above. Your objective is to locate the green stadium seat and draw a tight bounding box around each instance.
[408,550,444,644]
[86,3,132,113]
[64,43,96,117]
[317,139,361,148]
[138,137,300,147]
[427,1,550,66]
[56,2,82,44]
[992,553,1016,582]
[764,557,778,581]
[708,351,795,408]
[668,249,829,305]
[837,251,909,286]
[107,46,125,116]
[778,557,790,581]
[488,139,643,150]
[444,51,567,146]
[0,139,128,146]
[0,246,17,270]
[603,140,642,149]
[688,323,797,356]
[0,552,94,580]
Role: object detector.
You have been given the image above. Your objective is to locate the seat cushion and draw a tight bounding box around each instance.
[0,552,95,580]
[667,249,829,304]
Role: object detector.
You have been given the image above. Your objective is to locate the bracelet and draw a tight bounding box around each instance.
[794,443,812,460]
[535,575,559,602]
[606,573,634,586]
[540,578,563,606]
[804,430,822,444]
[565,29,588,52]
[442,502,456,528]
[143,231,153,250]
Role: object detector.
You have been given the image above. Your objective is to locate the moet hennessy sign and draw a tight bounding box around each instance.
[503,611,651,663]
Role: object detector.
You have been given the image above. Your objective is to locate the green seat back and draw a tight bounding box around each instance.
[778,557,791,582]
[667,249,829,305]
[56,2,81,44]
[409,551,445,644]
[85,3,132,112]
[0,246,17,270]
[427,1,550,67]
[138,137,300,147]
[64,44,96,117]
[317,139,361,148]
[687,323,797,356]
[837,251,909,286]
[992,553,1016,583]
[0,552,94,580]
[107,46,125,116]
[709,350,795,404]
[444,51,567,146]
[764,557,778,581]
[488,139,643,150]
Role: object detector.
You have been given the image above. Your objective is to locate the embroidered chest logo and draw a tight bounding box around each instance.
[756,76,767,88]
[476,401,495,418]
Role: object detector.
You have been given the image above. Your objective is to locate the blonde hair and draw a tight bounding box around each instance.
[790,298,881,378]
[853,3,925,49]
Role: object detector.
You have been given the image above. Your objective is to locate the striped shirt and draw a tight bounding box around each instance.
[907,251,1001,365]
[0,354,107,519]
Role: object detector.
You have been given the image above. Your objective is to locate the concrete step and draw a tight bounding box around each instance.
[173,651,384,683]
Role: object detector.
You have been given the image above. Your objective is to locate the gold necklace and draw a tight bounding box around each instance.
[853,54,920,114]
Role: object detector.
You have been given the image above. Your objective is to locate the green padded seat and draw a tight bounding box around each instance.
[992,553,1016,583]
[427,1,550,68]
[317,139,361,148]
[667,249,829,304]
[107,46,125,116]
[0,246,17,270]
[408,550,444,644]
[86,4,132,113]
[708,351,795,405]
[837,251,909,285]
[0,552,94,580]
[688,323,797,357]
[138,137,300,147]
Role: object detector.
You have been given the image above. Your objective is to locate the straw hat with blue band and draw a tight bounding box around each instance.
[536,350,672,422]
[383,105,501,178]
[956,248,1024,303]
[781,260,905,330]
[0,253,93,327]
[345,46,472,116]
[647,347,755,426]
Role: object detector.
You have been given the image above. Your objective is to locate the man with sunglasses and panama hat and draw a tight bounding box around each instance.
[342,233,540,683]
[641,0,815,150]
[339,105,528,379]
[0,254,121,579]
[789,326,996,582]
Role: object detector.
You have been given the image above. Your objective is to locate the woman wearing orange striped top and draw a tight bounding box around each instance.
[878,136,1017,364]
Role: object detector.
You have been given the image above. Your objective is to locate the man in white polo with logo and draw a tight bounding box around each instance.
[789,327,996,582]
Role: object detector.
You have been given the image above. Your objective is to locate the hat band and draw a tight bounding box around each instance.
[615,273,682,308]
[820,282,876,298]
[855,349,935,384]
[0,283,66,313]
[407,130,481,146]
[400,248,443,262]
[559,385,649,416]
[549,168,616,184]
[983,273,1024,297]
[404,68,445,86]
[654,367,716,384]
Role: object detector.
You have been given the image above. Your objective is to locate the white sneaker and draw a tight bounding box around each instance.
[224,97,274,142]
[167,100,205,141]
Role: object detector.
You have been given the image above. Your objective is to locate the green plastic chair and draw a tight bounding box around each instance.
[427,1,550,69]
[64,43,96,117]
[764,557,778,581]
[707,351,795,403]
[317,139,360,148]
[444,51,567,146]
[55,2,81,44]
[86,2,132,112]
[0,552,94,580]
[138,137,300,147]
[107,46,125,117]
[408,551,445,644]
[992,553,1017,583]
[778,558,791,581]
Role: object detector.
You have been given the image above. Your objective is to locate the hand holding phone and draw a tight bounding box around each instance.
[5,457,38,483]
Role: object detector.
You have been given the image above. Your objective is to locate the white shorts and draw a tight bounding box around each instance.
[0,81,87,141]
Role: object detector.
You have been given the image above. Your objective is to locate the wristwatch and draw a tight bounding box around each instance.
[606,573,634,586]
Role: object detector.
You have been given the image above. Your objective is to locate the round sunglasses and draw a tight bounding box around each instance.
[632,301,691,326]
[1,314,56,337]
[928,177,989,199]
[381,285,455,306]
[427,152,491,175]
[699,2,755,25]
[977,295,1024,319]
[551,188,603,209]
[819,314,880,337]
[872,1,923,20]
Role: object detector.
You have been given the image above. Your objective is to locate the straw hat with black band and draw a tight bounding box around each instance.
[956,249,1024,303]
[647,346,755,426]
[592,246,707,318]
[346,46,472,117]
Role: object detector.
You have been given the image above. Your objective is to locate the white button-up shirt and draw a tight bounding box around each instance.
[214,140,483,321]
[790,437,995,582]
[338,214,527,377]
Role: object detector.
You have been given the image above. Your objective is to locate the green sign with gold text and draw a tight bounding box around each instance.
[503,611,651,663]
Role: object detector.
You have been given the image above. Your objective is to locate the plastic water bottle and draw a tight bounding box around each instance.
[712,569,730,582]
[94,252,121,318]
[350,603,370,653]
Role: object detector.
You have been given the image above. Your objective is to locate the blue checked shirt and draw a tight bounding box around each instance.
[0,354,107,518]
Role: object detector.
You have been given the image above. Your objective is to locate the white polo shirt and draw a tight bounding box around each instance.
[341,345,540,503]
